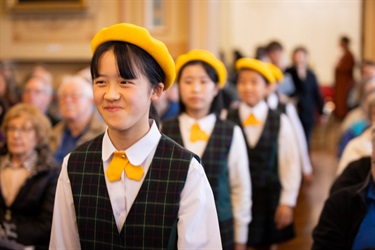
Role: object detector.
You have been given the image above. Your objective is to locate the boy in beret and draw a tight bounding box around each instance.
[227,58,301,249]
[49,23,221,249]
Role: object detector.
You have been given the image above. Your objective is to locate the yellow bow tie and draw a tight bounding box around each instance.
[106,151,144,181]
[190,123,209,142]
[243,113,261,126]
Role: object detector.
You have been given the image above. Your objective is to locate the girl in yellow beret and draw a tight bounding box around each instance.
[162,49,252,250]
[227,58,301,250]
[49,23,221,249]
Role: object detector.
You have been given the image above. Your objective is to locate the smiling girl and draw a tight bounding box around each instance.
[49,23,221,249]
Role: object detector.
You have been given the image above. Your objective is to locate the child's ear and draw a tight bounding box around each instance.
[150,82,165,101]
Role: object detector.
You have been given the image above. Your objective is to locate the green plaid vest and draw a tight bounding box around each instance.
[227,108,280,188]
[67,134,193,250]
[162,117,235,249]
[276,101,287,114]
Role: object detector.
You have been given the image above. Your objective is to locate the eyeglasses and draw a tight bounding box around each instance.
[6,126,35,134]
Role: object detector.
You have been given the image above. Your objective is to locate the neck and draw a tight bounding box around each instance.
[185,109,210,120]
[108,118,151,151]
[11,151,33,168]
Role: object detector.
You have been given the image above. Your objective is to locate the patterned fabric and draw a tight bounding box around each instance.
[67,134,193,250]
[162,117,235,249]
[227,108,294,246]
[276,101,287,114]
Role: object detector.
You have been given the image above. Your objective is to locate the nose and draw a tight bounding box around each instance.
[192,81,202,92]
[104,83,120,101]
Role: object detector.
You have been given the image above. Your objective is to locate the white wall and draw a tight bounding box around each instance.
[219,0,361,86]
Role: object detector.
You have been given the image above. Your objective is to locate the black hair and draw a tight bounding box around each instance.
[176,60,223,115]
[340,36,350,46]
[293,46,308,55]
[266,40,283,53]
[90,41,165,127]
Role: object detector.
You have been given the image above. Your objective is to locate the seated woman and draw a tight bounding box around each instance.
[0,103,59,249]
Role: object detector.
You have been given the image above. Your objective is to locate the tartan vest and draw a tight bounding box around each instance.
[227,108,280,188]
[67,134,193,250]
[276,101,287,114]
[162,117,234,221]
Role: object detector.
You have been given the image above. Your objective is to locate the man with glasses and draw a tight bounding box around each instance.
[49,75,106,165]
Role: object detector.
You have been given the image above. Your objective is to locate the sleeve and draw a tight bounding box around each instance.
[278,114,302,207]
[177,157,222,249]
[312,192,350,250]
[12,169,59,246]
[49,154,81,250]
[285,104,313,175]
[227,125,252,244]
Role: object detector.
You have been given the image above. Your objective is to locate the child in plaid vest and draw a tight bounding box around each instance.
[227,58,301,250]
[49,23,221,249]
[162,49,252,250]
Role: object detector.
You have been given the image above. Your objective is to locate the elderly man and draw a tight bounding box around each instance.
[22,72,60,126]
[50,75,106,165]
[312,126,375,249]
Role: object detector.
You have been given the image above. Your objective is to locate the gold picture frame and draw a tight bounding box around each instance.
[6,0,87,13]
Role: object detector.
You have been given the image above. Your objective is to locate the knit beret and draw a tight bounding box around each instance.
[267,63,284,83]
[91,23,175,90]
[235,58,276,84]
[175,49,227,88]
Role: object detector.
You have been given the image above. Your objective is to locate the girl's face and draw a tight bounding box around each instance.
[236,69,268,107]
[93,49,162,136]
[178,64,218,118]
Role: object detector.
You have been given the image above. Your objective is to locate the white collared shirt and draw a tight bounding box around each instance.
[50,121,222,249]
[177,113,252,244]
[267,93,312,175]
[239,101,301,207]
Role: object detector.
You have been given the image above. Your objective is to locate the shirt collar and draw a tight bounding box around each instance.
[239,100,268,122]
[0,151,37,172]
[267,93,278,109]
[102,120,161,166]
[179,113,216,131]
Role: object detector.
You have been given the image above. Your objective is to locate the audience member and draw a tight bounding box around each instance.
[154,83,179,121]
[21,74,60,126]
[285,46,324,147]
[0,103,59,249]
[162,49,251,250]
[337,93,375,166]
[333,35,355,119]
[49,75,106,164]
[312,126,375,249]
[227,58,301,249]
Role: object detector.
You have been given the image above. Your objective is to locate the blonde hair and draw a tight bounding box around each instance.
[1,103,52,147]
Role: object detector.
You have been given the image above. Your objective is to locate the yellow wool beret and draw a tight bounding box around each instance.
[175,49,227,88]
[91,23,175,90]
[235,58,276,84]
[267,63,284,83]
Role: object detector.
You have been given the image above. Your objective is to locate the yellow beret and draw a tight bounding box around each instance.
[175,49,227,88]
[235,58,276,84]
[91,23,175,90]
[267,63,284,83]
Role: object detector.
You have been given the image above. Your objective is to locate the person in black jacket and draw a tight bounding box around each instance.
[285,46,324,148]
[0,103,59,250]
[312,126,375,249]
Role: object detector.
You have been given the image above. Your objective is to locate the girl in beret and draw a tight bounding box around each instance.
[227,58,301,250]
[162,49,251,250]
[49,23,221,249]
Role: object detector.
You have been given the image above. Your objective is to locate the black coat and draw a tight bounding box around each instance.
[312,158,372,250]
[0,146,59,250]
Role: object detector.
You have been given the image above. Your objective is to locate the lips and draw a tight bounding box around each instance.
[103,105,123,112]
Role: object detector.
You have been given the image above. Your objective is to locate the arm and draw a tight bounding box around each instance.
[49,155,81,250]
[276,115,302,228]
[285,104,313,177]
[177,157,222,249]
[228,125,252,247]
